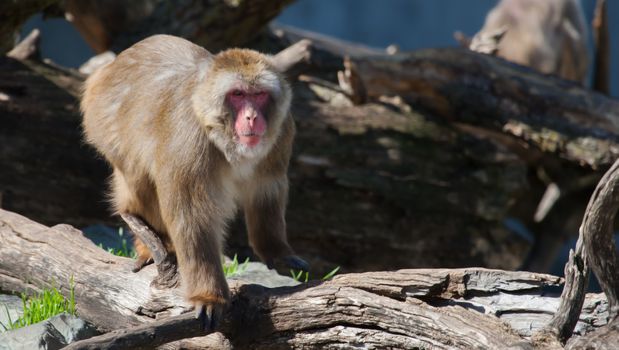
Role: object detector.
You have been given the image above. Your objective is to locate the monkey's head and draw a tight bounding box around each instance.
[192,48,292,163]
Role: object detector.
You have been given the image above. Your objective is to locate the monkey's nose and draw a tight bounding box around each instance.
[245,113,258,128]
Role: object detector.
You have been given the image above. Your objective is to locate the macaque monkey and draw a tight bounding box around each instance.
[470,0,589,84]
[81,34,308,327]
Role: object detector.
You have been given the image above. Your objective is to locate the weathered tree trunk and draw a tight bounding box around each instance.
[332,38,619,272]
[526,157,619,348]
[0,208,610,349]
[343,49,619,169]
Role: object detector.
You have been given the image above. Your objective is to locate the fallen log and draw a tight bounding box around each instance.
[343,48,619,169]
[0,208,609,349]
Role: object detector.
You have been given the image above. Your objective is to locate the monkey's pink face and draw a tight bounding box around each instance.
[227,89,270,148]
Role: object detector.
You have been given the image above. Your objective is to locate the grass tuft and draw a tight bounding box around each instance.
[223,254,250,277]
[98,227,137,258]
[0,277,76,331]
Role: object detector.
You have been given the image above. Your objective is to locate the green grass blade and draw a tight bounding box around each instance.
[322,266,341,281]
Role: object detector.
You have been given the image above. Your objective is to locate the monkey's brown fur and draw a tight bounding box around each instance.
[81,35,300,319]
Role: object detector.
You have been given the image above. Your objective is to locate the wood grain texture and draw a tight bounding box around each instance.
[345,49,619,169]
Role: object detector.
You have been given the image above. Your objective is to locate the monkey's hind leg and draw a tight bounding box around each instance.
[110,168,155,272]
[111,168,178,286]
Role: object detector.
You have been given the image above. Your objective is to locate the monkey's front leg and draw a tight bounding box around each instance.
[244,179,309,272]
[171,218,229,330]
[159,190,229,330]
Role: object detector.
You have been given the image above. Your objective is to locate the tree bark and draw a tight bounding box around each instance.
[530,157,619,348]
[343,49,619,169]
[0,208,610,349]
[580,160,619,319]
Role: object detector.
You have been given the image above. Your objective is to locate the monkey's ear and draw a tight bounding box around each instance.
[269,39,313,74]
[470,26,507,55]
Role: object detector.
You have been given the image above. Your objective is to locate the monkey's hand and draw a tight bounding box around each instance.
[191,295,228,331]
[267,255,309,272]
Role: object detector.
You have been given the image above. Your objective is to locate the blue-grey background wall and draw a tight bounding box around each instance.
[22,0,618,96]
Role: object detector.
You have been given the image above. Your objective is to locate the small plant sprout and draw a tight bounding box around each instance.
[98,227,138,258]
[223,254,250,277]
[290,266,340,283]
[290,269,309,282]
[322,266,340,281]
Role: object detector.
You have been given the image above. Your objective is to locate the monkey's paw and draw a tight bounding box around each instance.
[267,255,309,271]
[193,298,227,331]
[132,256,154,272]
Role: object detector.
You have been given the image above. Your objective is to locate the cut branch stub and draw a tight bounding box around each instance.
[534,240,589,345]
[270,39,312,75]
[7,28,41,61]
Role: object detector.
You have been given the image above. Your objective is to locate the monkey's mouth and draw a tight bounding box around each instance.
[237,133,261,147]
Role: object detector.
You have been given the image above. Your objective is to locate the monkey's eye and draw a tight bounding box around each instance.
[231,90,244,97]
